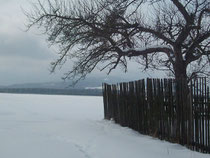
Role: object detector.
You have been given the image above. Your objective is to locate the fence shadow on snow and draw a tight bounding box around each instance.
[103,78,210,153]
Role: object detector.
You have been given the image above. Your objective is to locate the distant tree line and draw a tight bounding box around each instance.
[0,88,102,96]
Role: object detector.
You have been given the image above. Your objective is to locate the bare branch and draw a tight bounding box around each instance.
[170,0,192,23]
[24,0,210,82]
[122,45,173,57]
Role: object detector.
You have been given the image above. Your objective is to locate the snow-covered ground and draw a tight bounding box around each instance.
[0,93,209,158]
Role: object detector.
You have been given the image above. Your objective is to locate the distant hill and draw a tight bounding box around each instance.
[0,76,136,96]
[0,76,134,89]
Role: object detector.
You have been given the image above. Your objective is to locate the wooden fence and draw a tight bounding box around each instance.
[103,78,210,153]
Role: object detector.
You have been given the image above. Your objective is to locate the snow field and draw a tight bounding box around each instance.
[0,93,209,158]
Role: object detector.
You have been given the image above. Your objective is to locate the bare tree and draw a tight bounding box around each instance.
[25,0,210,83]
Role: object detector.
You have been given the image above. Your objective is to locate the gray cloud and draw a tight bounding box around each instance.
[0,0,66,85]
[0,0,165,86]
[0,33,54,60]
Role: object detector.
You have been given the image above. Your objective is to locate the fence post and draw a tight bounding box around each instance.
[102,83,108,119]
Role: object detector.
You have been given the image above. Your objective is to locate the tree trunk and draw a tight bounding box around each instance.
[173,58,192,145]
[174,60,187,81]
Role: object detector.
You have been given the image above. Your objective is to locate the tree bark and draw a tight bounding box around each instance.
[173,55,192,145]
[174,60,187,81]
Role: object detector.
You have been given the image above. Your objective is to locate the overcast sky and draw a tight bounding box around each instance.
[0,0,164,86]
